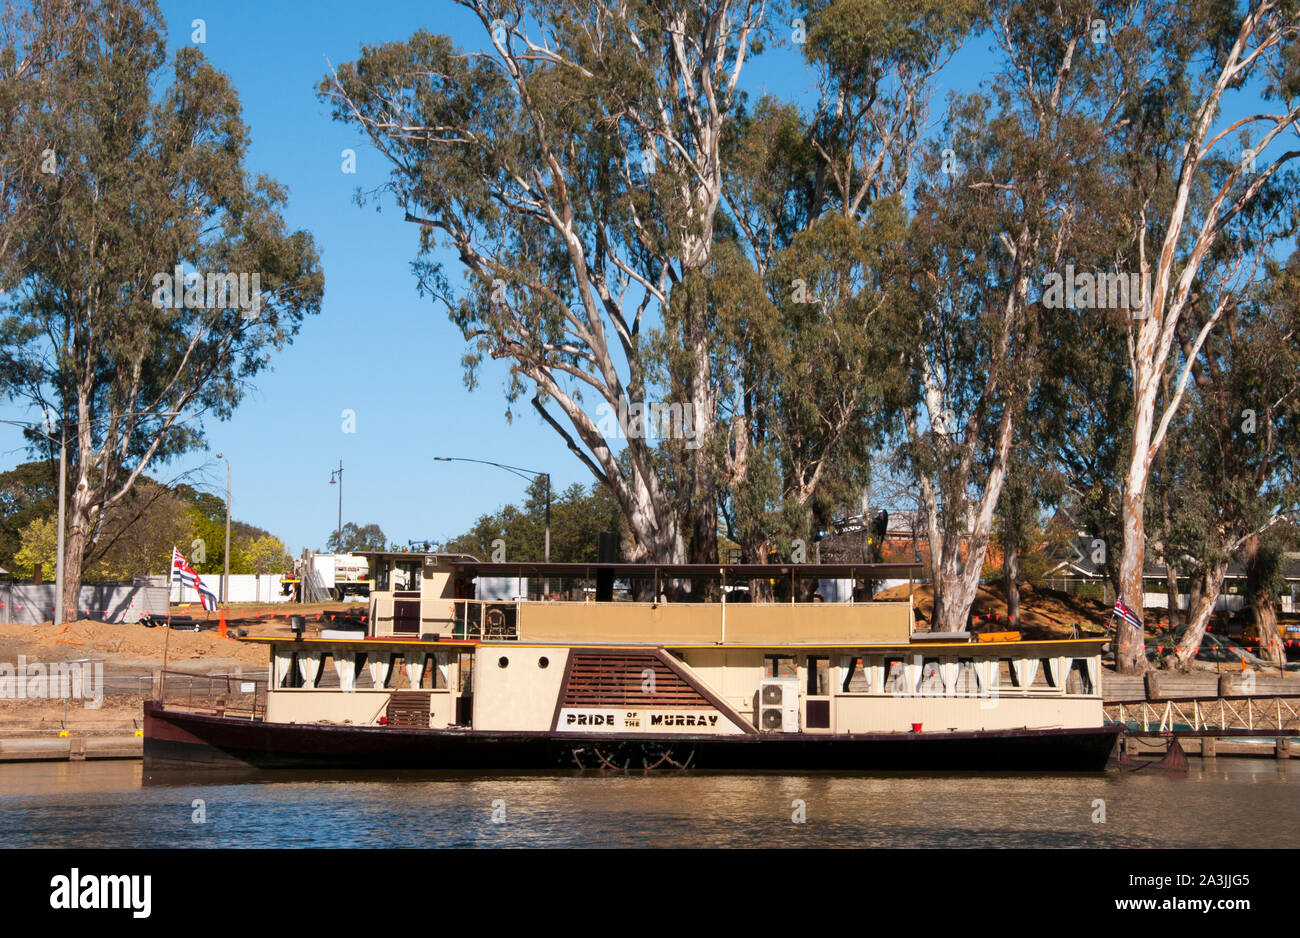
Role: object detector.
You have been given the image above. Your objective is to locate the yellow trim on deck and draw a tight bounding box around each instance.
[244,636,1106,655]
[240,636,479,647]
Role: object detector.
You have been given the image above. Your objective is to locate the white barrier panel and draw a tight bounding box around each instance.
[1141,592,1244,612]
[171,574,291,605]
[0,583,170,625]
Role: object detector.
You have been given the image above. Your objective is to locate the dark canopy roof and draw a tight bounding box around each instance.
[449,561,921,580]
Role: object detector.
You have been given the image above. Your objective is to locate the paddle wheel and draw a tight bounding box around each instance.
[567,741,695,771]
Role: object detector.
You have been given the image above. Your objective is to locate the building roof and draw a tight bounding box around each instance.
[449,561,922,580]
[354,551,480,563]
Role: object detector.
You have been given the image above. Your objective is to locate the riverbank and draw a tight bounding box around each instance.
[0,607,359,734]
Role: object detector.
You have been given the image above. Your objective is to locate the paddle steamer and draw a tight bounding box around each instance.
[144,554,1120,770]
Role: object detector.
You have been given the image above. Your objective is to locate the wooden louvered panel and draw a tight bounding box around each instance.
[386,691,431,728]
[561,654,709,708]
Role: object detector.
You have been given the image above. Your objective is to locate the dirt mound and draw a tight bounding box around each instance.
[875,581,1114,640]
[0,602,366,667]
[0,620,267,665]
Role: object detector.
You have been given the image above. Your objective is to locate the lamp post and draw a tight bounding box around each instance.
[214,453,231,605]
[329,461,343,551]
[0,411,180,625]
[434,457,551,594]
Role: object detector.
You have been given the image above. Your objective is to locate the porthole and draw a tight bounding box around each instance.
[538,656,549,669]
[498,656,509,669]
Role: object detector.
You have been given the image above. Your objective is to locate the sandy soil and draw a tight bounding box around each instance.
[876,581,1118,639]
[0,694,146,733]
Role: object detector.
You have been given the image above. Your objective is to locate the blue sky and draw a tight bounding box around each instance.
[2,0,837,554]
[0,2,1283,557]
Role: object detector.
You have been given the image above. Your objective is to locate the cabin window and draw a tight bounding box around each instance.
[387,654,410,689]
[955,658,977,695]
[410,652,448,690]
[394,561,422,592]
[765,655,797,678]
[840,657,869,693]
[317,653,337,688]
[807,656,830,696]
[374,562,391,592]
[883,657,906,694]
[919,658,943,695]
[354,653,373,688]
[458,651,475,694]
[281,653,303,688]
[1069,659,1093,695]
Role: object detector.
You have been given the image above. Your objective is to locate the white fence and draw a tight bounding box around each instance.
[0,582,170,625]
[1141,592,1245,613]
[171,574,289,605]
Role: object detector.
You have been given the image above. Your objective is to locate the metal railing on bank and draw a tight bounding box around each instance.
[155,669,268,719]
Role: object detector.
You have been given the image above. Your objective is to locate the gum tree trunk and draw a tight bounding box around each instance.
[1243,534,1285,666]
[1174,563,1229,669]
[1004,539,1020,629]
[1164,561,1181,628]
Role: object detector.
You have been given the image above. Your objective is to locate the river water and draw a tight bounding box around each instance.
[1,757,1296,848]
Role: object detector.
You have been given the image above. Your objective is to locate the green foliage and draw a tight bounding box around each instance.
[326,523,387,553]
[1155,254,1300,579]
[441,480,626,564]
[14,516,56,574]
[242,534,293,575]
[0,460,56,572]
[0,0,324,608]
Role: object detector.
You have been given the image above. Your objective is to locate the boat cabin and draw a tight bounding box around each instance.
[250,554,1106,738]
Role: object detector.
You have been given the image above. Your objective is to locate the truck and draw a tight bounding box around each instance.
[281,553,371,602]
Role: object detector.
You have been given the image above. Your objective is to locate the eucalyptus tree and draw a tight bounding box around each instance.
[1036,302,1132,598]
[1158,257,1300,669]
[0,0,324,618]
[1109,0,1300,673]
[0,0,87,277]
[997,421,1068,628]
[889,0,1138,634]
[711,0,975,583]
[320,1,774,565]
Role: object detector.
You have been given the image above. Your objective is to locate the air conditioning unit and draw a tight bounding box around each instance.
[758,677,799,733]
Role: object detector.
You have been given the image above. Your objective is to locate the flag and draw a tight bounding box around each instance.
[1111,598,1143,630]
[171,547,218,612]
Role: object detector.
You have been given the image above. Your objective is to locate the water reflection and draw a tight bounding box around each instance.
[0,760,1295,848]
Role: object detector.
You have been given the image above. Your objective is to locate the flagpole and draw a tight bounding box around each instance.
[161,545,174,704]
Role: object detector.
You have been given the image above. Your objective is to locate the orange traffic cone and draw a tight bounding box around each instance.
[218,607,227,639]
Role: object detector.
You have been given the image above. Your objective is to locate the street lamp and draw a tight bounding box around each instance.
[434,456,551,594]
[214,453,231,605]
[0,410,180,625]
[329,461,343,552]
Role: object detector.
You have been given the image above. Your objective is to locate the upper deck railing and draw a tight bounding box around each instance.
[441,595,914,645]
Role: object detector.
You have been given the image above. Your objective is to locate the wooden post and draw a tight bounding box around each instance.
[160,546,174,704]
[720,568,726,644]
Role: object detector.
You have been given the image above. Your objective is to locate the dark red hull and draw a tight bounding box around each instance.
[144,702,1122,772]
